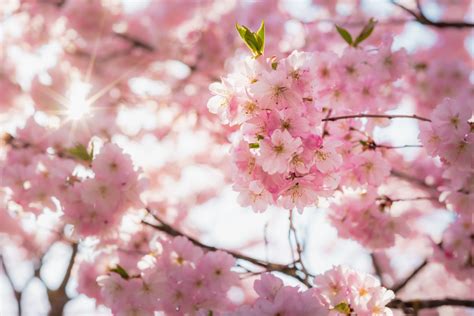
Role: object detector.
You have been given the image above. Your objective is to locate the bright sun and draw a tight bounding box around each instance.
[65,81,92,120]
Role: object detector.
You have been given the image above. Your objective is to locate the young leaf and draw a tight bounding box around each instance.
[353,18,377,47]
[236,21,265,58]
[110,264,130,279]
[66,143,93,162]
[256,21,265,55]
[335,25,353,46]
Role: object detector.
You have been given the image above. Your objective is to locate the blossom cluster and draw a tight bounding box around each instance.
[230,273,327,316]
[231,265,394,316]
[62,142,144,236]
[419,97,473,281]
[329,190,415,250]
[314,265,395,316]
[209,40,404,212]
[0,118,144,237]
[98,236,239,315]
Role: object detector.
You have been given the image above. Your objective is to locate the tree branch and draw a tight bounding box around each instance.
[370,253,385,287]
[114,33,155,52]
[388,298,474,311]
[288,210,310,282]
[391,0,474,28]
[322,113,431,122]
[392,259,427,293]
[142,208,312,287]
[47,243,78,316]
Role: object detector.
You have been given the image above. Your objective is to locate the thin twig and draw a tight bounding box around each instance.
[288,210,310,282]
[391,0,474,28]
[376,144,423,149]
[114,33,155,52]
[322,113,431,122]
[392,260,427,293]
[322,109,333,138]
[370,253,385,287]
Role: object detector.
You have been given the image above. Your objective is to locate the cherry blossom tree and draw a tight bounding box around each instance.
[0,0,473,315]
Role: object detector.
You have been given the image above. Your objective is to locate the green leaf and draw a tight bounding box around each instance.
[236,21,265,58]
[333,302,351,315]
[249,143,260,149]
[353,18,377,47]
[66,143,93,162]
[256,21,265,54]
[335,25,353,46]
[110,264,130,279]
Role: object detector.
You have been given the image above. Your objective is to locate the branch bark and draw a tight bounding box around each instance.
[370,253,385,287]
[392,259,427,293]
[47,243,78,316]
[391,0,474,28]
[322,113,431,122]
[388,298,474,311]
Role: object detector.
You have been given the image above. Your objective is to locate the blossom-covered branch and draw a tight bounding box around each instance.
[142,208,312,287]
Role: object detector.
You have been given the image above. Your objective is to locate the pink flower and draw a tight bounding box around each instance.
[418,123,442,156]
[431,98,471,141]
[207,78,239,125]
[279,180,318,212]
[197,251,238,291]
[249,67,301,109]
[92,143,136,185]
[258,129,302,174]
[313,142,343,173]
[235,180,273,212]
[79,178,121,211]
[353,151,391,186]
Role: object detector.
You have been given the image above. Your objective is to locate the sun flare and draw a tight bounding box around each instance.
[65,81,92,120]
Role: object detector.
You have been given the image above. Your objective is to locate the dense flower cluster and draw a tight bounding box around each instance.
[231,265,394,316]
[98,236,239,315]
[231,273,327,316]
[1,0,473,315]
[314,265,395,316]
[419,97,473,281]
[62,142,144,236]
[0,118,144,237]
[329,190,415,250]
[209,40,405,212]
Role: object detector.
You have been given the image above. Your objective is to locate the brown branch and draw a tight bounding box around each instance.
[370,253,385,287]
[47,243,78,316]
[390,169,438,193]
[288,210,310,282]
[388,298,474,311]
[391,0,474,28]
[322,113,431,122]
[392,259,427,293]
[114,33,155,52]
[142,208,312,287]
[322,109,332,138]
[376,144,423,149]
